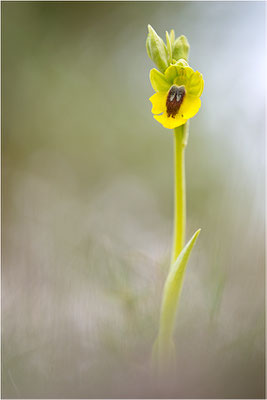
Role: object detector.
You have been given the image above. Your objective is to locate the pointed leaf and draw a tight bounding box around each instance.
[158,229,201,350]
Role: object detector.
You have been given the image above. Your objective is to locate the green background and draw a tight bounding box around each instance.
[2,1,265,398]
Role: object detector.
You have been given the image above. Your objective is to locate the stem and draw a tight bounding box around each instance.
[171,123,188,265]
[152,123,190,374]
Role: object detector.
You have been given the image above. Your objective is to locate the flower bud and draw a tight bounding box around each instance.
[172,35,190,62]
[146,25,169,73]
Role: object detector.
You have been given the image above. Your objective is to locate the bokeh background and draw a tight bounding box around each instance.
[2,1,265,398]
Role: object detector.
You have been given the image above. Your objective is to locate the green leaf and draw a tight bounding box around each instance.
[155,229,201,369]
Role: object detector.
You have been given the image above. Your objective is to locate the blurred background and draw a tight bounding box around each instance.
[2,2,265,398]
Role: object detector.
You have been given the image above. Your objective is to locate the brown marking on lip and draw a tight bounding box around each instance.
[166,85,186,118]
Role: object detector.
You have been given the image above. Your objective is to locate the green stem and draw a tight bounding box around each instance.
[152,123,189,373]
[171,123,188,265]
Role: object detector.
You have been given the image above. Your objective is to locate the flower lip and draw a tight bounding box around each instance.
[166,85,186,118]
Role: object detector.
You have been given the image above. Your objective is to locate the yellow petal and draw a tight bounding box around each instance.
[154,113,187,129]
[149,92,167,114]
[179,95,201,119]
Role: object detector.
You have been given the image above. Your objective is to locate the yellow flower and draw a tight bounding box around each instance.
[149,59,204,129]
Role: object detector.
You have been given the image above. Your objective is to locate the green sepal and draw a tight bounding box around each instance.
[146,25,169,73]
[188,71,204,97]
[150,68,170,92]
[172,35,190,62]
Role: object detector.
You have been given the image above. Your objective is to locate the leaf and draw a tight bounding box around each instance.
[155,229,201,368]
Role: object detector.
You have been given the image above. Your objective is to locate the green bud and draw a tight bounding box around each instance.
[169,29,175,46]
[172,35,190,62]
[165,31,172,62]
[146,25,168,73]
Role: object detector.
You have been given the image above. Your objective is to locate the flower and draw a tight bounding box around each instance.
[149,59,204,129]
